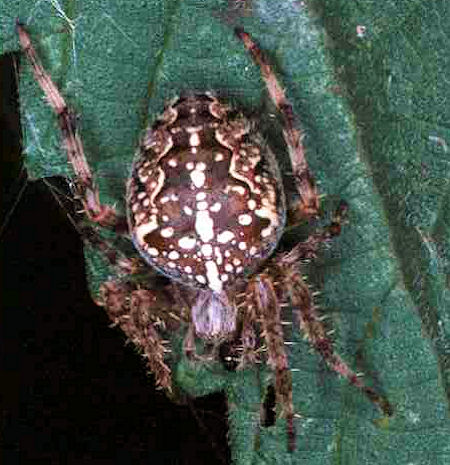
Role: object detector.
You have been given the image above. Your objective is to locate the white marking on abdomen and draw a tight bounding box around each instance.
[210,202,221,212]
[190,170,205,188]
[148,167,165,206]
[217,230,234,243]
[238,214,252,226]
[189,132,200,146]
[178,236,196,249]
[160,227,174,238]
[195,210,214,242]
[201,244,213,257]
[205,261,222,292]
[168,251,180,260]
[135,217,158,245]
[255,206,279,239]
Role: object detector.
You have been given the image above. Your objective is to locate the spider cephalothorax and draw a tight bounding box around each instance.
[17,22,392,452]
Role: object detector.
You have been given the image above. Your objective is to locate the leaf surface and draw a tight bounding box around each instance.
[3,0,449,463]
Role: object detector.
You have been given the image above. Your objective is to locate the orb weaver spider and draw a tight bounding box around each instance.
[17,21,392,451]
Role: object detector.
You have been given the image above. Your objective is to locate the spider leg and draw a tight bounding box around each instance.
[282,200,349,263]
[17,22,124,229]
[238,291,258,366]
[251,275,296,452]
[72,219,177,390]
[235,28,320,220]
[100,281,174,391]
[286,271,393,416]
[79,221,156,277]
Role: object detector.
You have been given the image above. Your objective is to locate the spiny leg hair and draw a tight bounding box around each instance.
[100,281,173,391]
[276,202,392,415]
[231,36,394,425]
[251,275,296,452]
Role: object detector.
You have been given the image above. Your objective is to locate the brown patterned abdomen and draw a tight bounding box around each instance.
[127,94,285,292]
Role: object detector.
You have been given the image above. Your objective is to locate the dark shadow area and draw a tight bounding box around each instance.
[1,52,229,465]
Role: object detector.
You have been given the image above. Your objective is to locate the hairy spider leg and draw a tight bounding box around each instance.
[282,200,349,264]
[285,271,392,416]
[235,28,320,220]
[247,200,345,452]
[101,281,174,391]
[251,275,296,452]
[276,201,392,416]
[17,21,122,228]
[80,224,179,391]
[17,21,173,387]
[72,222,177,390]
[238,292,258,365]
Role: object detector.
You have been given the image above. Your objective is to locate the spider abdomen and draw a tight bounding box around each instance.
[127,94,286,292]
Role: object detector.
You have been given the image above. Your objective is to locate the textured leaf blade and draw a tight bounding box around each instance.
[4,0,449,463]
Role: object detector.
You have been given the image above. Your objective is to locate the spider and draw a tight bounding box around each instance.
[17,22,392,451]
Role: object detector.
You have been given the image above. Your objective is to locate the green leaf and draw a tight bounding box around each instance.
[4,0,449,463]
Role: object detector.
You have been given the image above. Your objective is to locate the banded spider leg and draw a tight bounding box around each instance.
[235,28,393,445]
[17,21,122,229]
[17,21,177,390]
[235,27,320,220]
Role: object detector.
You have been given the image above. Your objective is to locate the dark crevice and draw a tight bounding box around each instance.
[261,384,276,428]
[1,49,230,465]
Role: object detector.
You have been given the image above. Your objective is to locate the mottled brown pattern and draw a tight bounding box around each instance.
[127,94,285,293]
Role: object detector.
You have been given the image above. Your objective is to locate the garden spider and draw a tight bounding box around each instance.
[17,21,392,451]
